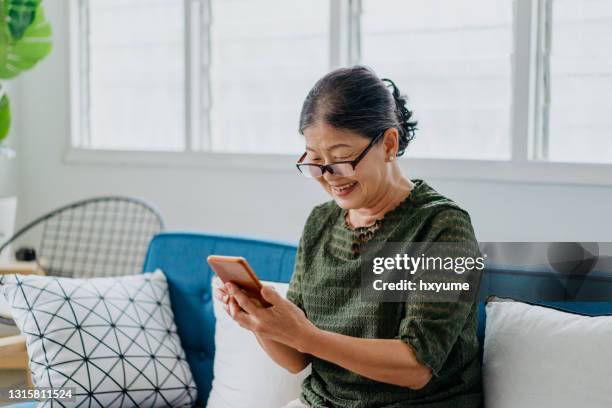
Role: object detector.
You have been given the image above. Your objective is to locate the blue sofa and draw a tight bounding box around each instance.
[8,232,612,407]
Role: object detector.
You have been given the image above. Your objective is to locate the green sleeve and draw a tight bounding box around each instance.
[396,300,476,377]
[395,209,482,377]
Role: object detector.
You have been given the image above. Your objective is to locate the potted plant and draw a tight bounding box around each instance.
[0,0,52,259]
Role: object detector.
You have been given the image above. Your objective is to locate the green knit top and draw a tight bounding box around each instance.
[286,179,483,408]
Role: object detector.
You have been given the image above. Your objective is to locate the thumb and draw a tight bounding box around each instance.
[260,285,282,304]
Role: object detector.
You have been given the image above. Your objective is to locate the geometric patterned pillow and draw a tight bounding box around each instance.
[0,270,197,407]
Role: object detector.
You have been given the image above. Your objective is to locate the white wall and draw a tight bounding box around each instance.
[14,1,612,244]
[0,138,18,198]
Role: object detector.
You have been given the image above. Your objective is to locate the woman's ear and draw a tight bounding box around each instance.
[382,128,399,160]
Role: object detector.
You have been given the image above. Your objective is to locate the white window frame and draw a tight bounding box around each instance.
[66,0,612,186]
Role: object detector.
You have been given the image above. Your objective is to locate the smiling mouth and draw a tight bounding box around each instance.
[331,181,358,195]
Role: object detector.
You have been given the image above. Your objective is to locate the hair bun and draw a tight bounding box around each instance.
[381,78,417,155]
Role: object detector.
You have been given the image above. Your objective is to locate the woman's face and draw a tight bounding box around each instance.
[302,123,396,209]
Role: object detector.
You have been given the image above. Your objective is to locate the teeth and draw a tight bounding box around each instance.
[333,182,357,192]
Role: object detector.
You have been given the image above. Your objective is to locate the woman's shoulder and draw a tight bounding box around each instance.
[304,200,341,229]
[427,207,476,238]
[310,199,340,217]
[298,200,341,246]
[409,180,469,215]
[409,180,461,210]
[401,180,477,241]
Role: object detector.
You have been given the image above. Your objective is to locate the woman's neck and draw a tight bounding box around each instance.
[347,176,414,228]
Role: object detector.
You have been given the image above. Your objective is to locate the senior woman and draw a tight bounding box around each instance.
[214,66,482,408]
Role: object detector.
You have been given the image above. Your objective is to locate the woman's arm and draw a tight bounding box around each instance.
[296,326,431,389]
[225,282,432,390]
[253,331,311,374]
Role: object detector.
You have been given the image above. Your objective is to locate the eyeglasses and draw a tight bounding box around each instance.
[296,131,385,178]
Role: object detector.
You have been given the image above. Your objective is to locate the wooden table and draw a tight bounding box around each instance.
[0,261,45,276]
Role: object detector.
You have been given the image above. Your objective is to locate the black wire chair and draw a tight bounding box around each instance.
[0,196,164,279]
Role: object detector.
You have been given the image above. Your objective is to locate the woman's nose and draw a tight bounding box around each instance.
[322,169,341,183]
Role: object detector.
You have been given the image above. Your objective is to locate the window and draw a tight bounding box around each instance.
[84,0,185,151]
[209,0,329,154]
[74,0,329,154]
[360,0,513,160]
[545,0,612,163]
[71,0,612,172]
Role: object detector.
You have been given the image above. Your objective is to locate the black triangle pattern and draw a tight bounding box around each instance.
[0,270,197,407]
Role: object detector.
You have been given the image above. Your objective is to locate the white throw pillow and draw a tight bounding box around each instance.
[0,270,197,407]
[207,276,310,408]
[483,298,612,408]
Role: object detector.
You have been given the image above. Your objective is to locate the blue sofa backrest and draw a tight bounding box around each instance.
[143,233,612,406]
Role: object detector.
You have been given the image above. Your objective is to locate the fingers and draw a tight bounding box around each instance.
[228,297,241,319]
[226,282,259,315]
[213,287,229,304]
[228,297,252,329]
[260,285,283,305]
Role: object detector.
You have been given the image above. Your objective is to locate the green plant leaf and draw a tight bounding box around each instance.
[0,93,11,141]
[6,0,41,41]
[0,3,51,79]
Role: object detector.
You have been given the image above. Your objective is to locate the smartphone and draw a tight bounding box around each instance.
[207,255,272,307]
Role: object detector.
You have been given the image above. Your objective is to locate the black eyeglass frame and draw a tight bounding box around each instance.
[296,130,386,178]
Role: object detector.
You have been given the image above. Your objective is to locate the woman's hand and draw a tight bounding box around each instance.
[213,282,265,312]
[212,283,232,313]
[222,281,316,352]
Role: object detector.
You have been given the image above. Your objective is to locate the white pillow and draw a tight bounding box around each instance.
[0,270,197,407]
[483,298,612,408]
[207,276,310,408]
